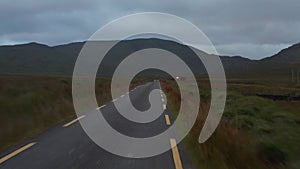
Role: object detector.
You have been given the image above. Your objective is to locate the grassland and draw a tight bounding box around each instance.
[0,74,73,152]
[0,74,116,153]
[0,74,155,153]
[161,78,300,169]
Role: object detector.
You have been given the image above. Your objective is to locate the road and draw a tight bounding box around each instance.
[0,81,193,169]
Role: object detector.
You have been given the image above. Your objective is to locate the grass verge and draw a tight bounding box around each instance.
[161,79,300,169]
[0,74,113,153]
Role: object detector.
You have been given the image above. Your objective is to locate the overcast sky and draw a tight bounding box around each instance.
[1,0,299,59]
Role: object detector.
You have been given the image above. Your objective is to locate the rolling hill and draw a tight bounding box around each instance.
[0,39,299,80]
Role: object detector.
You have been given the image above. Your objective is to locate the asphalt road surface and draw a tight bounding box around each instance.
[0,81,193,169]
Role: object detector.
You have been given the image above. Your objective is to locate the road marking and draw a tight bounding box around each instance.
[0,142,37,164]
[162,98,165,102]
[96,105,106,110]
[112,98,118,102]
[165,115,171,125]
[120,95,124,97]
[170,138,183,169]
[163,104,167,110]
[63,115,85,127]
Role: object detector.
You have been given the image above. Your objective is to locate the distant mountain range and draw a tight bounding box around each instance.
[0,38,299,79]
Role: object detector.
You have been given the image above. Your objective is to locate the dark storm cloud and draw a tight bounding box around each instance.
[1,0,300,59]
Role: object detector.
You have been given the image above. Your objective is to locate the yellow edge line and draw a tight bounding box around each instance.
[0,142,37,164]
[170,138,183,169]
[63,115,85,127]
[165,115,171,125]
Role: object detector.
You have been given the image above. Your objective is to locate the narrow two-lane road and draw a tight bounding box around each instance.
[0,81,193,169]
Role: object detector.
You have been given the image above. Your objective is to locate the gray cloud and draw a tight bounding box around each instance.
[0,0,299,59]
